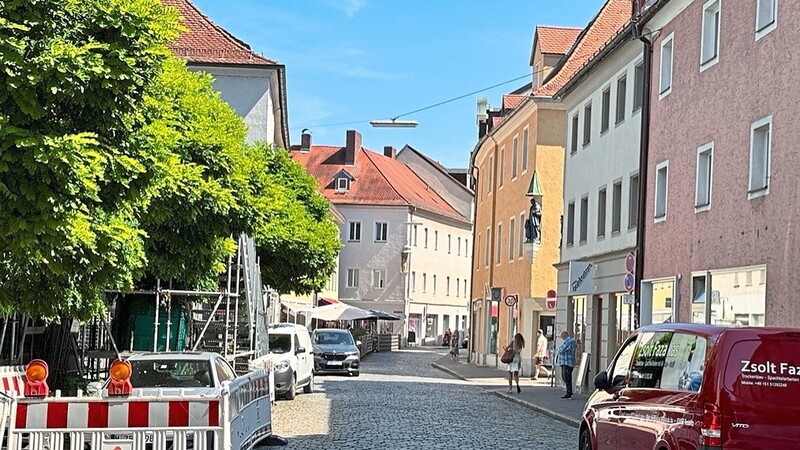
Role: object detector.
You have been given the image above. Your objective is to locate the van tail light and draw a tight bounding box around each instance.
[700,402,722,447]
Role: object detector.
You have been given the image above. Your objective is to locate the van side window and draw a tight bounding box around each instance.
[662,333,707,392]
[295,335,302,352]
[610,338,637,387]
[630,332,672,388]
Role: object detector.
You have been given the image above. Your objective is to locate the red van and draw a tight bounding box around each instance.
[580,323,800,450]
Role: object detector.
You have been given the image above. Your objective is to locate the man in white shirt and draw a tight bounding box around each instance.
[531,329,551,379]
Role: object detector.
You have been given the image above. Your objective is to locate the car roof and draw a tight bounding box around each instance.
[637,323,800,339]
[313,328,349,334]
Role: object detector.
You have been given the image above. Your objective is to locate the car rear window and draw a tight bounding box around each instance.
[724,338,800,402]
[630,331,707,391]
[130,360,213,388]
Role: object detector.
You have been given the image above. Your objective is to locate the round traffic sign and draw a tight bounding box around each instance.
[546,298,557,309]
[504,295,518,307]
[624,273,635,292]
[625,252,636,273]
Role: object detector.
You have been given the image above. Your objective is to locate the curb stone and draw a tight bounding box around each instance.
[432,361,580,429]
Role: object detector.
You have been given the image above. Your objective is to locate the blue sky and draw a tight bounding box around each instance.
[192,0,606,168]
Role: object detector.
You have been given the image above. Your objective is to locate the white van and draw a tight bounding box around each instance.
[266,323,314,400]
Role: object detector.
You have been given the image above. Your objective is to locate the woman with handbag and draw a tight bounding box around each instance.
[503,333,525,394]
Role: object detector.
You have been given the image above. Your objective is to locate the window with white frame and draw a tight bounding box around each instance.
[463,279,467,298]
[518,213,525,257]
[512,136,519,179]
[457,237,461,255]
[496,223,503,263]
[336,177,350,192]
[509,217,516,260]
[696,143,714,208]
[579,196,589,243]
[447,234,451,253]
[465,239,469,257]
[701,0,721,67]
[612,181,622,233]
[422,273,427,292]
[660,34,674,96]
[488,156,494,193]
[597,187,607,237]
[372,269,386,289]
[446,277,450,296]
[601,87,611,133]
[411,271,416,292]
[433,275,437,294]
[571,114,579,154]
[655,161,669,219]
[499,149,505,187]
[456,278,460,297]
[522,127,529,171]
[484,227,490,267]
[348,221,361,242]
[347,268,359,288]
[616,75,627,124]
[566,201,575,246]
[413,225,418,246]
[424,228,428,248]
[749,116,772,194]
[634,62,644,111]
[583,103,592,146]
[756,0,777,37]
[629,174,640,228]
[434,230,439,250]
[374,222,388,242]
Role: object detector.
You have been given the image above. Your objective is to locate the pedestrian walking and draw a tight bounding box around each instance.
[531,329,551,379]
[555,331,576,399]
[504,333,525,394]
[450,329,460,361]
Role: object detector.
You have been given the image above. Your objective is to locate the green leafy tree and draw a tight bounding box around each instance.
[0,0,179,319]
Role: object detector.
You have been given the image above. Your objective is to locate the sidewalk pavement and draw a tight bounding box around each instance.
[432,351,586,428]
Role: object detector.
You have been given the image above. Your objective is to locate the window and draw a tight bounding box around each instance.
[597,188,607,237]
[447,234,451,253]
[336,177,350,192]
[700,0,720,68]
[424,228,429,248]
[518,213,525,257]
[660,34,674,96]
[695,143,714,208]
[609,338,637,387]
[446,277,450,296]
[616,75,627,124]
[629,331,671,389]
[465,239,469,258]
[756,0,777,38]
[499,148,505,187]
[413,225,418,246]
[433,275,437,294]
[346,268,359,288]
[634,62,644,111]
[566,201,575,246]
[457,237,461,255]
[463,279,468,298]
[411,272,416,292]
[583,103,592,145]
[629,332,708,392]
[488,156,494,193]
[434,230,439,250]
[348,222,361,242]
[456,278,460,297]
[571,114,579,154]
[629,174,640,228]
[579,196,588,243]
[749,116,772,195]
[601,88,611,133]
[496,223,503,263]
[512,136,519,179]
[372,269,385,289]
[422,273,427,293]
[484,228,490,267]
[374,222,388,242]
[522,127,529,171]
[655,161,669,220]
[509,217,516,260]
[612,181,622,233]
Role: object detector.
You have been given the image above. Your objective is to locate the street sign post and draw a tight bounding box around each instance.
[504,294,518,307]
[546,289,557,309]
[624,251,636,293]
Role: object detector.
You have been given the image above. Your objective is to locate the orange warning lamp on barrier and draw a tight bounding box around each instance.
[108,359,133,396]
[24,359,49,398]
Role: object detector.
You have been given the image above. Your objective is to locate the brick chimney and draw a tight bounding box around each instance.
[300,130,312,152]
[383,146,396,159]
[345,130,361,166]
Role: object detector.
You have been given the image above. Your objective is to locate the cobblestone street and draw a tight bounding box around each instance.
[271,348,579,449]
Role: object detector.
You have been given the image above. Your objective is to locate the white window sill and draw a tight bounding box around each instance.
[695,204,711,213]
[756,22,777,41]
[700,56,719,73]
[748,188,769,200]
[654,215,667,224]
[658,87,672,100]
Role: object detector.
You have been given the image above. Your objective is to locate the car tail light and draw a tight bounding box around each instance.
[700,401,722,447]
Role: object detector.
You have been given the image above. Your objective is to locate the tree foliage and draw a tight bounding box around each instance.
[0,0,179,318]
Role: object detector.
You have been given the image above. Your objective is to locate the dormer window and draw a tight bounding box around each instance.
[336,177,350,192]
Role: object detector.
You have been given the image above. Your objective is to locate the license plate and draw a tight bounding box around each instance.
[103,440,133,450]
[112,434,153,443]
[327,361,343,366]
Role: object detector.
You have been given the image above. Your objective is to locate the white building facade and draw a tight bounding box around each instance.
[555,24,644,377]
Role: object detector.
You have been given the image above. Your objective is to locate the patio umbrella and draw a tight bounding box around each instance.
[367,310,400,320]
[304,303,375,321]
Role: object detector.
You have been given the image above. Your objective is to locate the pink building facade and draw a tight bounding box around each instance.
[639,0,800,327]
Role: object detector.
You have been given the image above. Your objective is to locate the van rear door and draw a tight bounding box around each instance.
[722,331,800,450]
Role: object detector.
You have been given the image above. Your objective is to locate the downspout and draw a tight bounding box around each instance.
[486,134,500,367]
[633,22,653,330]
[467,167,479,363]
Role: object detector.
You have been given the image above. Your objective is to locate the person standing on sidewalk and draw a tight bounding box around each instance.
[555,331,576,399]
[531,329,551,379]
[505,333,525,394]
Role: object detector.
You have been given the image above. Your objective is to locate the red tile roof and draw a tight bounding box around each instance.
[162,0,277,65]
[535,26,583,55]
[502,94,528,111]
[293,146,468,223]
[534,0,631,97]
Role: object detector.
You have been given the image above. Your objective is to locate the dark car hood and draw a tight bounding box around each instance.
[313,344,358,354]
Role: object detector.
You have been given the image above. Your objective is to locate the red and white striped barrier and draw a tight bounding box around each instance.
[0,366,25,396]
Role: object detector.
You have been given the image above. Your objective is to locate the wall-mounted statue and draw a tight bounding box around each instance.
[524,198,542,243]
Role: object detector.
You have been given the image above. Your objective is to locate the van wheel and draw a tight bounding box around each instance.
[284,374,296,400]
[579,428,592,450]
[303,372,314,394]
